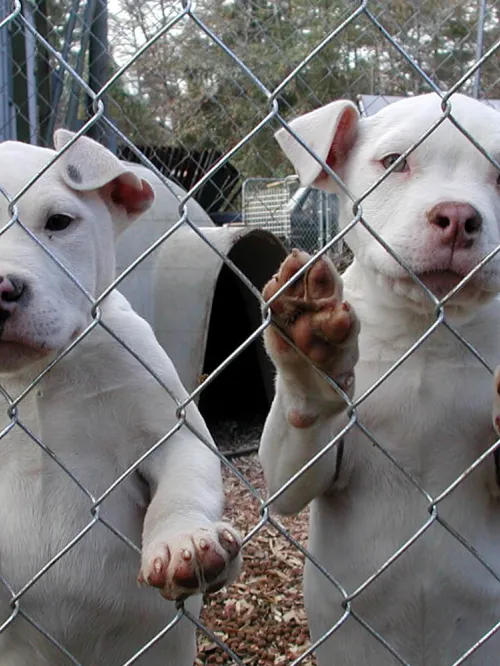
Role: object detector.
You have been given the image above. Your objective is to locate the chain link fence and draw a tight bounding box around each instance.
[0,0,500,664]
[242,176,343,255]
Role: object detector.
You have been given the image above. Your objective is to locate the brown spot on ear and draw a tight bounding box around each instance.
[67,164,82,183]
[288,409,318,429]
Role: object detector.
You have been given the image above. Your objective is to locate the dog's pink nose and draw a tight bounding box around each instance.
[428,202,482,247]
[0,276,25,313]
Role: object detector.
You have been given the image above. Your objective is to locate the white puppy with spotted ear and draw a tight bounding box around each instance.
[260,94,500,665]
[0,131,241,665]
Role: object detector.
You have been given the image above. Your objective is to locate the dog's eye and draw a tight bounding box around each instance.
[45,214,74,232]
[381,154,408,173]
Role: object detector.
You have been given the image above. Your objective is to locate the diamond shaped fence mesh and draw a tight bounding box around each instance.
[0,0,500,664]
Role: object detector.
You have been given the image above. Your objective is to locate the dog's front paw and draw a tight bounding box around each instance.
[139,523,241,601]
[262,250,359,384]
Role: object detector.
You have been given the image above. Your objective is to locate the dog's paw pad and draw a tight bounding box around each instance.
[262,251,356,361]
[140,523,242,601]
[172,547,207,589]
[262,251,359,390]
[304,257,338,301]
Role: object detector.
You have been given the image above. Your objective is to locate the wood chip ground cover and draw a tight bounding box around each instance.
[196,454,317,666]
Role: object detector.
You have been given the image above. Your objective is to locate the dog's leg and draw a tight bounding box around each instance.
[137,428,241,601]
[259,250,359,515]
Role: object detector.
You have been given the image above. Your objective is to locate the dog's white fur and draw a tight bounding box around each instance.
[260,94,500,664]
[0,132,240,665]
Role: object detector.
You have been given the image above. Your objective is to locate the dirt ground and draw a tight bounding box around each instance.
[194,245,355,664]
[194,244,355,664]
[195,447,317,666]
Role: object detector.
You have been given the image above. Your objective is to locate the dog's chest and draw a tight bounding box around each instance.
[308,337,500,663]
[344,296,500,485]
[350,353,494,487]
[0,390,148,597]
[307,316,500,661]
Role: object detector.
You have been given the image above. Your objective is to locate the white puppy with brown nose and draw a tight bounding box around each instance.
[0,131,241,665]
[260,94,500,664]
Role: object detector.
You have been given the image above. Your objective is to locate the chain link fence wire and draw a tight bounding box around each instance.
[241,176,344,255]
[0,0,500,664]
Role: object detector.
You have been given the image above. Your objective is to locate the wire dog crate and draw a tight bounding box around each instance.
[242,177,341,255]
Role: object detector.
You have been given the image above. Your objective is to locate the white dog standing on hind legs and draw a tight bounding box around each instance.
[260,93,500,665]
[0,131,241,665]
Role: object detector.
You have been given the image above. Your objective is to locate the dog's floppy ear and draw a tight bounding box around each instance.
[275,100,359,192]
[53,130,155,224]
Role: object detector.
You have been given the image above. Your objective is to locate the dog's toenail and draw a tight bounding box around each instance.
[182,549,192,561]
[153,558,163,574]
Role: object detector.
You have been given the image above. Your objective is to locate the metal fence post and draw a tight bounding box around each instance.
[472,0,488,98]
[0,0,15,141]
[22,0,38,145]
[88,0,111,148]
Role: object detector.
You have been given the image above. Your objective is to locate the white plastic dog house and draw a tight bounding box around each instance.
[116,164,287,424]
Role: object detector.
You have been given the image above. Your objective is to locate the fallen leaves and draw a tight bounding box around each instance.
[196,453,316,666]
